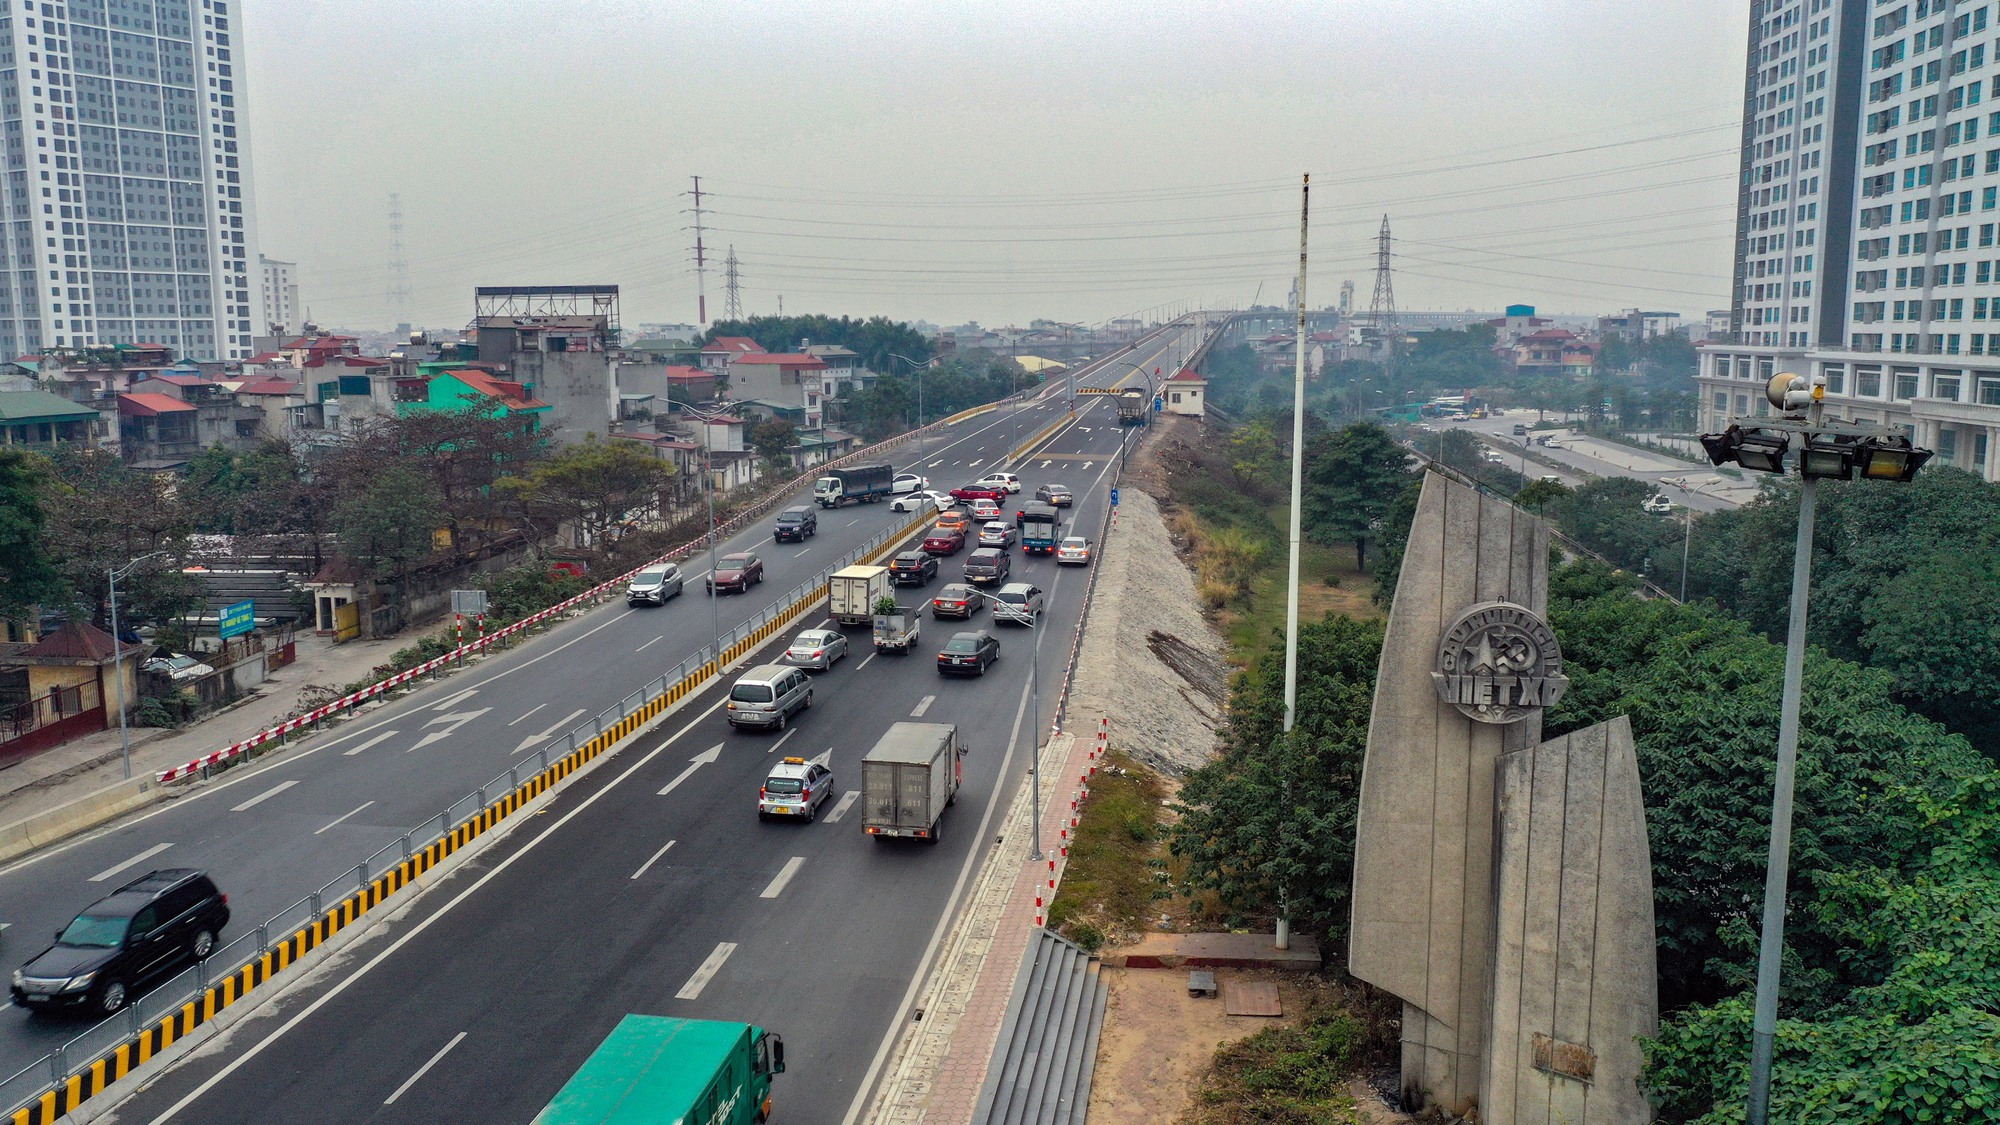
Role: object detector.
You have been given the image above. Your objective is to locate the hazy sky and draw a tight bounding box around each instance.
[244,0,1748,333]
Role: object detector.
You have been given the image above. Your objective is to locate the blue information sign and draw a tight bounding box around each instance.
[219,600,255,639]
[1110,487,1120,507]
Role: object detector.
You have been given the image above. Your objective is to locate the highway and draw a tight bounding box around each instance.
[6,323,1199,1119]
[1445,414,1758,513]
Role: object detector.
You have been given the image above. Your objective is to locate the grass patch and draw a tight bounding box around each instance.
[1047,749,1169,951]
[1224,521,1383,657]
[1179,978,1369,1125]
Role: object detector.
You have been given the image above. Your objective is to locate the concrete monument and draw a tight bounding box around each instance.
[1349,472,1657,1123]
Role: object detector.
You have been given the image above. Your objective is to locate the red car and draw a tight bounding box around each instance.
[922,527,967,555]
[949,482,1007,504]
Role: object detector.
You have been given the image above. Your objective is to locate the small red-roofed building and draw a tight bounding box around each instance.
[1164,367,1207,417]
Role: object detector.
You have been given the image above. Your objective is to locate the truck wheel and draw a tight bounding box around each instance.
[927,821,943,845]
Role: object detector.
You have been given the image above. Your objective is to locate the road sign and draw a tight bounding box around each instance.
[451,589,490,615]
[218,600,255,639]
[1110,487,1120,507]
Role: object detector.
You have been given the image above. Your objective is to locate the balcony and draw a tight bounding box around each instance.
[1909,396,2000,427]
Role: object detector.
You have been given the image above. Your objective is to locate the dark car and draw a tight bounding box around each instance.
[922,527,967,556]
[937,630,1000,676]
[773,506,817,543]
[962,548,1011,585]
[931,583,984,619]
[889,550,939,586]
[12,869,229,1016]
[1034,483,1073,507]
[949,482,1007,504]
[707,552,765,593]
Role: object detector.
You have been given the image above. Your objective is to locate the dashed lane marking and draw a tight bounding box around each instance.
[313,801,375,835]
[230,779,298,813]
[384,1031,467,1105]
[675,942,738,1000]
[760,857,806,899]
[825,790,860,822]
[630,839,677,880]
[89,842,173,883]
[911,694,935,717]
[342,729,400,757]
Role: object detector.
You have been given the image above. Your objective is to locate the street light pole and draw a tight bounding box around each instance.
[108,550,167,780]
[888,353,930,471]
[679,402,729,665]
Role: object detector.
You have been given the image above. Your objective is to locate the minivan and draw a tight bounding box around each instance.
[627,563,684,606]
[726,664,814,731]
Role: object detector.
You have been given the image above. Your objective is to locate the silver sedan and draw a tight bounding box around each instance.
[782,628,850,671]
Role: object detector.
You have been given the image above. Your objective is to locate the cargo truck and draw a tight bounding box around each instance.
[871,599,922,654]
[531,1014,785,1125]
[828,564,892,626]
[1116,388,1147,425]
[1018,501,1063,555]
[814,463,895,507]
[861,722,963,843]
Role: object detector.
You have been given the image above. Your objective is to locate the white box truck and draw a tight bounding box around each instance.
[827,565,891,626]
[861,722,962,843]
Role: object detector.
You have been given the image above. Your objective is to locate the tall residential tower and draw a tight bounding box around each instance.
[1703,0,2000,482]
[0,0,261,361]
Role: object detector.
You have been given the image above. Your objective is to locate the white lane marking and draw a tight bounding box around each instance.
[89,842,173,883]
[630,839,677,880]
[313,801,376,836]
[767,727,799,756]
[513,707,587,754]
[636,636,662,652]
[505,703,546,728]
[411,706,493,751]
[846,518,862,527]
[794,548,811,558]
[911,694,935,718]
[968,458,983,467]
[819,618,833,630]
[342,729,400,757]
[1040,460,1051,468]
[230,779,299,813]
[824,790,860,823]
[760,857,806,900]
[675,942,739,1000]
[856,653,876,671]
[657,743,725,796]
[1082,461,1094,470]
[428,688,478,712]
[384,1031,467,1105]
[136,692,737,1125]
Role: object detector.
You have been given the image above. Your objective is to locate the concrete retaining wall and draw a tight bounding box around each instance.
[0,775,162,865]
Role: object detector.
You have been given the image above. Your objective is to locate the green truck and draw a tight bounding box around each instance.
[533,1015,785,1124]
[1018,501,1063,555]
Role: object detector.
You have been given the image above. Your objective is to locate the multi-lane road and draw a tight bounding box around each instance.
[2,324,1201,1122]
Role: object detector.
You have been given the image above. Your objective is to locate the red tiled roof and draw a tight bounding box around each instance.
[149,373,214,387]
[445,368,550,411]
[703,336,765,354]
[15,355,43,364]
[1167,368,1205,382]
[235,380,302,396]
[731,353,828,368]
[21,619,119,664]
[118,392,198,416]
[662,366,712,380]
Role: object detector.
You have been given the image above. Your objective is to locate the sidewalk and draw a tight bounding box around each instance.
[0,629,405,826]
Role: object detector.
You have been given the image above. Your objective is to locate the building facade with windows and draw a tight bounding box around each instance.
[0,0,263,363]
[259,254,295,336]
[1701,0,2000,482]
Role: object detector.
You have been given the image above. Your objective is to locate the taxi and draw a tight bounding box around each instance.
[759,757,834,822]
[935,510,971,534]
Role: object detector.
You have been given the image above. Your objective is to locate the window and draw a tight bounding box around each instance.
[1894,371,1921,398]
[1857,368,1884,397]
[1935,374,1962,400]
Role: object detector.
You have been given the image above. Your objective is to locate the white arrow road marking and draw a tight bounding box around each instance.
[630,839,677,880]
[825,790,860,822]
[1040,460,1051,468]
[343,729,400,757]
[911,694,935,717]
[658,744,724,796]
[676,943,737,1000]
[760,857,806,899]
[513,707,586,754]
[410,707,492,751]
[968,458,983,467]
[314,801,376,835]
[1082,461,1095,470]
[230,779,298,812]
[429,688,479,712]
[384,1031,467,1105]
[90,842,172,883]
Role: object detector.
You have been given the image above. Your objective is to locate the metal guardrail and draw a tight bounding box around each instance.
[4,509,936,1125]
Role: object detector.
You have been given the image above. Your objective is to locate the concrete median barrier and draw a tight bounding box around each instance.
[0,776,160,866]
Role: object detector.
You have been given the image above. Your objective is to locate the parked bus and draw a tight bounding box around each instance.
[532,1015,785,1124]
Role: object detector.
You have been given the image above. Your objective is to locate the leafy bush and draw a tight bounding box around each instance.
[1182,998,1364,1125]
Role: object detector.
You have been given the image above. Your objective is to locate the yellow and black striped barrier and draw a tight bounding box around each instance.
[9,510,938,1125]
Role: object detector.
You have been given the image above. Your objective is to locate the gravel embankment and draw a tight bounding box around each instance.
[1068,488,1228,775]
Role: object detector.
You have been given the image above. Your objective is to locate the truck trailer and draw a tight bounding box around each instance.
[1116,389,1147,425]
[814,463,895,507]
[861,722,962,843]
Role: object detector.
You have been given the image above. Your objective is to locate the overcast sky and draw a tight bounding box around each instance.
[244,0,1748,333]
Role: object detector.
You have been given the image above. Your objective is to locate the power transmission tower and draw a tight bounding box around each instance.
[723,246,743,321]
[386,192,412,331]
[1368,215,1398,372]
[691,175,708,324]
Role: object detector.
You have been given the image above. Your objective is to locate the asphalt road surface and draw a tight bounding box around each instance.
[6,323,1200,1120]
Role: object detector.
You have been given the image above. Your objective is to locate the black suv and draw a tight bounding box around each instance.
[13,869,230,1016]
[774,506,817,543]
[889,550,938,586]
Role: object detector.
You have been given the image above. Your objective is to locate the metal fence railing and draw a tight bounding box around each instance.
[4,508,935,1123]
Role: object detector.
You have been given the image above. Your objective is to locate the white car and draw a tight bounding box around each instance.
[1643,495,1673,514]
[890,491,936,513]
[892,473,929,494]
[975,472,1021,494]
[978,521,1019,549]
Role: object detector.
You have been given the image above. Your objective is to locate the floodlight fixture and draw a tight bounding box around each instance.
[1857,435,1933,482]
[1799,435,1857,481]
[1733,430,1791,474]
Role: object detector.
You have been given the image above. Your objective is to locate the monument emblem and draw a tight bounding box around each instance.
[1431,601,1568,724]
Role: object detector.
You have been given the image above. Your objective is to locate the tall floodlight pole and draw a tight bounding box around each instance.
[889,353,928,468]
[1277,173,1309,952]
[108,550,167,780]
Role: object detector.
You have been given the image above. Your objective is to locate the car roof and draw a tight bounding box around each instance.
[948,630,989,642]
[938,583,973,594]
[1061,536,1087,543]
[779,506,811,516]
[719,552,752,563]
[998,582,1035,594]
[970,547,1001,557]
[766,759,814,779]
[896,549,925,558]
[983,521,1007,529]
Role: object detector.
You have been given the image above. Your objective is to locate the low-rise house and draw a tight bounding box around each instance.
[699,335,765,372]
[726,352,828,431]
[1164,368,1207,417]
[0,390,105,452]
[408,368,551,431]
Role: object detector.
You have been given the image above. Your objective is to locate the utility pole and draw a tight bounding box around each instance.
[385,193,411,331]
[1278,173,1310,952]
[692,175,708,324]
[723,246,743,321]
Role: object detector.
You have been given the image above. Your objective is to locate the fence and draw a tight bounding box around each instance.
[0,680,105,765]
[3,508,935,1125]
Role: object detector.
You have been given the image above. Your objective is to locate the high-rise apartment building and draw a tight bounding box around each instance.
[1702,0,2000,482]
[260,254,295,335]
[0,0,261,362]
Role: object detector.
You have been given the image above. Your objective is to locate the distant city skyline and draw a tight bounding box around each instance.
[243,0,1745,333]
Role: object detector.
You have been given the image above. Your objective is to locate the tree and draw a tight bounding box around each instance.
[1301,422,1415,570]
[333,465,440,584]
[40,449,196,622]
[496,435,674,551]
[698,313,930,376]
[748,418,797,474]
[1225,418,1284,498]
[1513,476,1570,513]
[0,449,61,623]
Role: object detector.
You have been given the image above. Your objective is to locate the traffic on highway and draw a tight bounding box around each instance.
[0,322,1204,1123]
